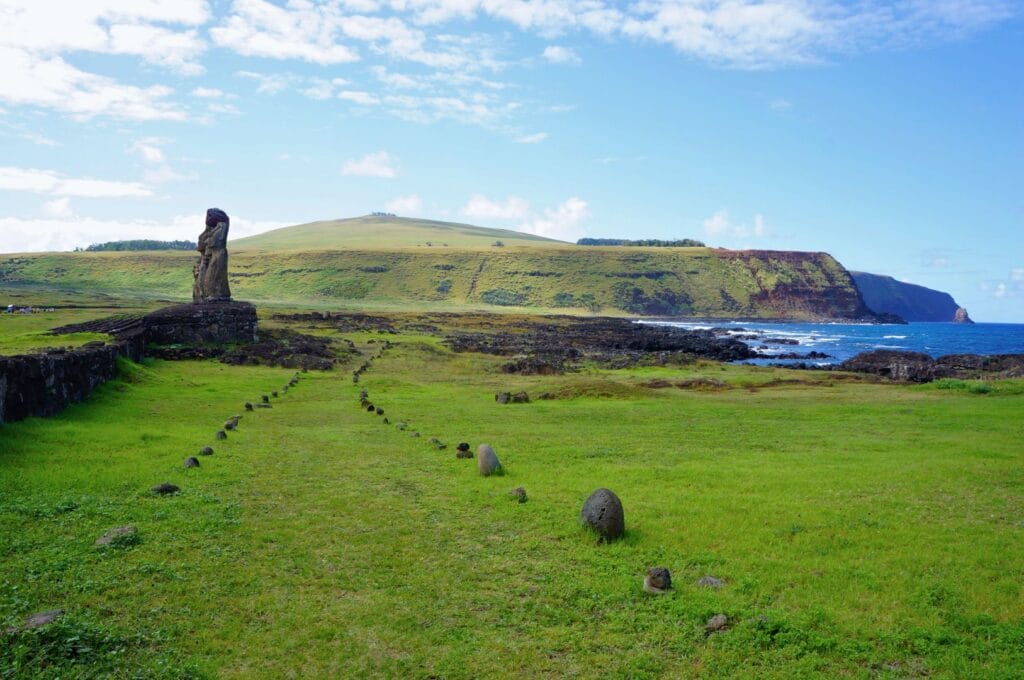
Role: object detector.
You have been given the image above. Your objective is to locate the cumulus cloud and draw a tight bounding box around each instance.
[703,209,768,241]
[0,47,187,121]
[0,212,286,254]
[342,151,398,178]
[0,166,151,198]
[462,194,530,220]
[385,193,423,214]
[129,138,167,164]
[211,0,360,64]
[42,197,73,219]
[0,0,209,75]
[518,197,590,242]
[543,45,581,64]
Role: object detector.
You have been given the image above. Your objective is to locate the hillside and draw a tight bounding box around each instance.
[1,218,879,320]
[231,215,565,250]
[851,272,962,322]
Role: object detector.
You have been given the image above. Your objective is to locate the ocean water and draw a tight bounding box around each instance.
[641,320,1024,366]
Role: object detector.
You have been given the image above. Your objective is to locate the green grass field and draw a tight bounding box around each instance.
[2,315,1022,678]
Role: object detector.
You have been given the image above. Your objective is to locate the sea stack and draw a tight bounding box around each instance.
[953,307,974,324]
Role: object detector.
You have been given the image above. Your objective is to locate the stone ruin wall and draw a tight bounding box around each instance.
[0,331,144,424]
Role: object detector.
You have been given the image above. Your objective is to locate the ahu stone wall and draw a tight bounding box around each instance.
[0,333,144,424]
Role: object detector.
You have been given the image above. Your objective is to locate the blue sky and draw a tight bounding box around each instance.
[0,0,1021,321]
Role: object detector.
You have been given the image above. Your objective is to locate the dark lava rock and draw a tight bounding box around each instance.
[510,391,530,403]
[367,404,375,412]
[383,417,389,425]
[477,444,501,476]
[256,403,272,409]
[184,456,200,468]
[502,356,565,375]
[224,420,236,431]
[245,402,253,411]
[840,350,950,383]
[396,422,407,430]
[495,391,511,404]
[375,407,384,415]
[95,525,137,547]
[697,575,725,589]
[455,449,473,459]
[580,488,624,541]
[199,446,214,456]
[509,487,528,503]
[218,327,337,371]
[272,391,278,398]
[456,442,470,452]
[216,430,227,440]
[705,614,728,633]
[359,389,368,399]
[644,567,672,594]
[5,609,64,633]
[151,482,180,495]
[763,337,799,345]
[261,395,270,403]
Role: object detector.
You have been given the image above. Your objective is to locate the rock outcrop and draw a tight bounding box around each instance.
[953,307,974,324]
[841,349,1024,382]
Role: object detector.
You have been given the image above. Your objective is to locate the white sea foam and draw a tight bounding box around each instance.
[883,335,907,339]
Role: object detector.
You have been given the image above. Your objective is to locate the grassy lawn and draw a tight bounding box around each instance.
[1,323,1022,678]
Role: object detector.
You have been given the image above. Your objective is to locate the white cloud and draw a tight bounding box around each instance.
[0,166,151,198]
[703,209,768,241]
[236,71,295,94]
[192,87,228,99]
[339,90,381,105]
[372,66,426,90]
[518,197,589,242]
[302,77,350,100]
[993,282,1007,298]
[0,47,187,121]
[0,0,209,75]
[385,194,423,214]
[515,132,548,144]
[0,212,286,254]
[543,45,581,64]
[129,138,167,164]
[342,151,398,178]
[463,194,530,220]
[211,0,360,64]
[1012,268,1024,282]
[42,197,73,219]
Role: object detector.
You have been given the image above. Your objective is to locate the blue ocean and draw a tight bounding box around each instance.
[642,320,1024,366]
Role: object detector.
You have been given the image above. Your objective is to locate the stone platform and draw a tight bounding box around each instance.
[143,301,258,346]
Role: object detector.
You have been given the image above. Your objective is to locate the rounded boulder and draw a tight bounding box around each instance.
[477,444,502,476]
[580,488,624,541]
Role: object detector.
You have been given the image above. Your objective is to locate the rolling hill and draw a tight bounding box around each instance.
[231,215,565,251]
[2,216,881,320]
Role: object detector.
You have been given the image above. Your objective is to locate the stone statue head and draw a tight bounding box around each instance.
[206,207,229,229]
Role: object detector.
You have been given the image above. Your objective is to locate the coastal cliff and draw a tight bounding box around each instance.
[851,272,966,322]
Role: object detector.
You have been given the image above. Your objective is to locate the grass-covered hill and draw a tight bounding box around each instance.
[231,215,565,250]
[0,216,876,320]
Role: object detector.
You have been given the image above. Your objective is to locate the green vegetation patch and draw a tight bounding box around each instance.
[1,312,1021,676]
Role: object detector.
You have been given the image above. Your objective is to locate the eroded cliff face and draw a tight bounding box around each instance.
[851,272,962,322]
